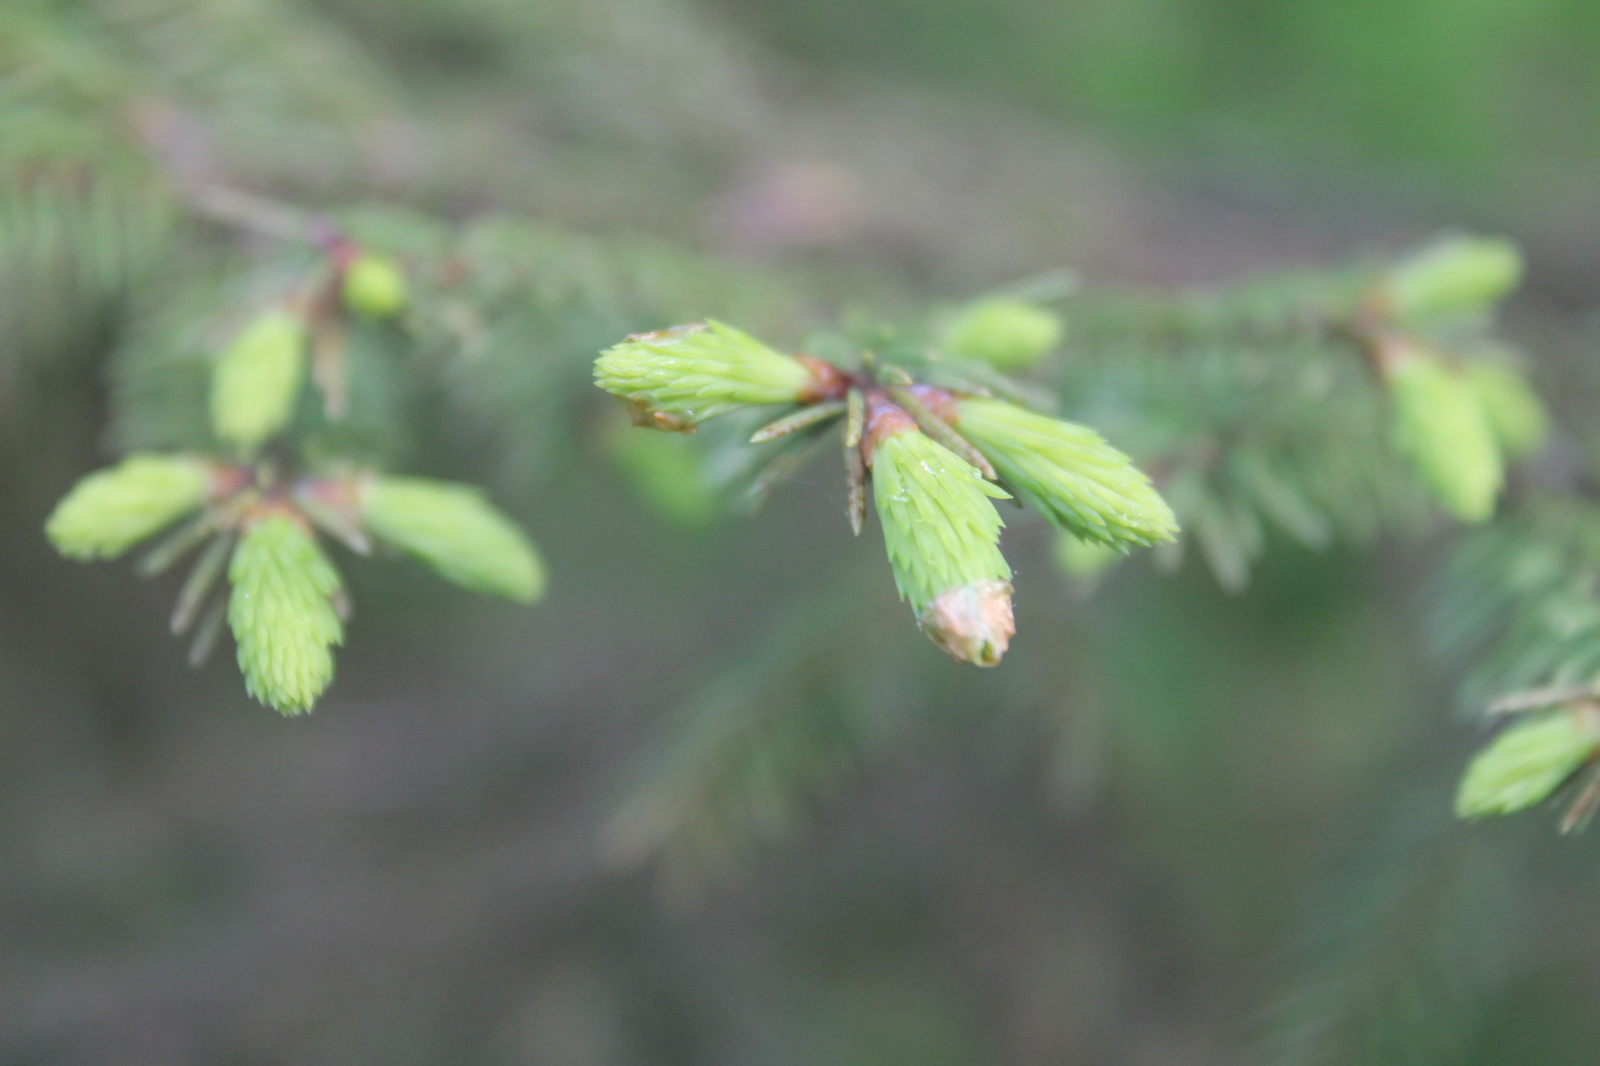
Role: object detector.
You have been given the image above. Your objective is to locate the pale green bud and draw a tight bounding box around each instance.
[361,476,545,602]
[595,321,819,430]
[211,308,307,452]
[954,398,1178,549]
[1456,708,1600,819]
[1387,354,1503,523]
[1386,236,1522,320]
[943,298,1064,369]
[1465,360,1547,460]
[46,454,212,560]
[342,252,407,318]
[228,514,344,715]
[1053,532,1123,577]
[870,420,1013,665]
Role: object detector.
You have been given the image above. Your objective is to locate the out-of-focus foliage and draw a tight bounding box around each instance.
[715,0,1600,195]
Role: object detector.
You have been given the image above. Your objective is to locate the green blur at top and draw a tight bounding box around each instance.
[713,0,1600,197]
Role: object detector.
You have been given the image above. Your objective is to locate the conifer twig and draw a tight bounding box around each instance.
[1486,684,1598,716]
[189,185,336,245]
[749,400,847,443]
[886,385,996,480]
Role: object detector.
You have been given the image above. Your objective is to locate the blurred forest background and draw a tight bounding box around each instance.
[6,0,1600,1063]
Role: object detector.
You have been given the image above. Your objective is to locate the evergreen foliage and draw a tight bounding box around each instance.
[869,426,1012,614]
[46,454,212,559]
[210,307,308,453]
[941,297,1064,369]
[870,424,1014,666]
[340,252,407,318]
[595,320,818,429]
[1464,359,1547,459]
[360,475,545,602]
[1456,708,1600,819]
[1385,351,1503,523]
[1383,236,1523,322]
[228,512,344,715]
[954,397,1177,548]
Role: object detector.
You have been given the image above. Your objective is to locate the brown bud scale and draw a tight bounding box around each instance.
[919,579,1015,667]
[859,392,918,467]
[795,355,852,404]
[906,383,961,424]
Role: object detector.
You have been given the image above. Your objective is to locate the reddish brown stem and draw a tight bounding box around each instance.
[795,355,854,404]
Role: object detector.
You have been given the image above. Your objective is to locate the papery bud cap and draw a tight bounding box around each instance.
[919,579,1015,667]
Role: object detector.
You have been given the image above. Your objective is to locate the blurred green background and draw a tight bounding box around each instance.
[5,0,1600,1063]
[718,0,1600,198]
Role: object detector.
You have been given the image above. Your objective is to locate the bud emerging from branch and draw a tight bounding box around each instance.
[1385,350,1503,523]
[953,398,1178,548]
[594,321,821,430]
[228,512,344,715]
[211,308,308,452]
[865,398,1013,666]
[46,454,214,560]
[1456,706,1600,819]
[360,476,545,602]
[943,298,1063,369]
[1465,359,1547,460]
[1384,236,1522,320]
[342,252,408,318]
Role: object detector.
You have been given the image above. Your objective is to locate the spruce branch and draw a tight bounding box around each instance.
[189,185,328,245]
[594,313,1189,664]
[748,400,847,443]
[1430,502,1600,828]
[885,384,997,480]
